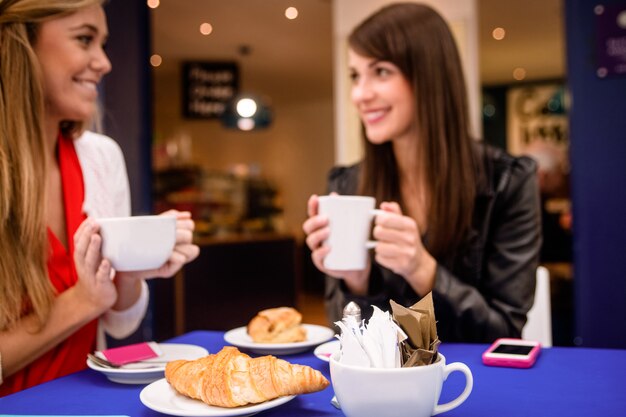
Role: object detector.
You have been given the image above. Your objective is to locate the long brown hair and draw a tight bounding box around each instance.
[349,3,480,258]
[0,0,102,331]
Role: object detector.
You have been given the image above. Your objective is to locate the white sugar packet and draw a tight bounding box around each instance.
[334,315,370,367]
[335,306,407,368]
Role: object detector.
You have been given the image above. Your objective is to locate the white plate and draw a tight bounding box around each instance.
[87,343,208,384]
[313,339,340,362]
[140,378,295,417]
[223,324,335,355]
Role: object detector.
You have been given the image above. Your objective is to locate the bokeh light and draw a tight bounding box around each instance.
[236,98,258,118]
[200,23,213,35]
[150,54,162,67]
[513,67,527,80]
[285,7,298,20]
[492,27,506,40]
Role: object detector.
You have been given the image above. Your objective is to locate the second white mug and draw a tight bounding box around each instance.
[318,195,380,271]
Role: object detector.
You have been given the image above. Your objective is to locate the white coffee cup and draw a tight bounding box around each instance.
[330,352,473,417]
[97,215,176,271]
[318,195,381,270]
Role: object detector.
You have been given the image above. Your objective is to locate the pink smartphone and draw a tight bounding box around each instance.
[482,338,541,368]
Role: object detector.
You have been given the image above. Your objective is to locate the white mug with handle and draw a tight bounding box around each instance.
[330,352,473,417]
[318,195,382,271]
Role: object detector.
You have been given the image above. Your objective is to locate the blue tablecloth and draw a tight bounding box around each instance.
[1,330,625,416]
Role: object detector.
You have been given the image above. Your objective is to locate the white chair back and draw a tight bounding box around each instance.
[522,266,553,347]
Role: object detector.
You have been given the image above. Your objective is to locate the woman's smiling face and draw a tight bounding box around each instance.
[348,49,417,145]
[33,4,111,124]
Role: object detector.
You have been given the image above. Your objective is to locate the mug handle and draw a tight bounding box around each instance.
[365,209,385,249]
[432,362,473,415]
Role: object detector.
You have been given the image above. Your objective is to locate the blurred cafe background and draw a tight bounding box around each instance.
[101,0,626,349]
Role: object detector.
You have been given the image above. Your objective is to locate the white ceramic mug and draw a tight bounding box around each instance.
[97,215,176,271]
[330,352,473,417]
[318,195,381,270]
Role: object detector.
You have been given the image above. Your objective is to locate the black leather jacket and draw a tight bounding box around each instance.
[324,144,541,343]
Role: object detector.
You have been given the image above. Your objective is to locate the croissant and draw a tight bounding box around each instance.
[165,346,329,408]
[247,307,307,343]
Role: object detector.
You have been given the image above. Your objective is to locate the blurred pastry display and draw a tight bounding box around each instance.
[247,307,307,343]
[165,346,329,407]
[153,165,283,238]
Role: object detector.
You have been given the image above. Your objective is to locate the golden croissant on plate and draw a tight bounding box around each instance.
[247,306,307,343]
[165,346,329,408]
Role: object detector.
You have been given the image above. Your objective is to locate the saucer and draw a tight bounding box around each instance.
[86,343,208,384]
[140,378,295,416]
[313,339,340,362]
[223,324,335,355]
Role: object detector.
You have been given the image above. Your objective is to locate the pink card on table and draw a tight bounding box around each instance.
[100,341,161,366]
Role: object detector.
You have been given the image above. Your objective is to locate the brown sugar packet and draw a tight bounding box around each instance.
[390,293,440,367]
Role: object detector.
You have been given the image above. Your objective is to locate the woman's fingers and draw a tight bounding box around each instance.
[310,245,331,272]
[83,233,104,272]
[305,223,330,251]
[374,210,414,232]
[141,242,200,280]
[175,227,194,244]
[173,242,200,263]
[307,194,319,217]
[373,221,418,246]
[160,209,192,220]
[74,218,107,280]
[380,201,402,213]
[303,196,335,274]
[95,258,112,283]
[72,219,117,311]
[74,218,98,259]
[176,217,195,232]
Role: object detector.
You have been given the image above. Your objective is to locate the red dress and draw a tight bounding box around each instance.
[1,135,98,396]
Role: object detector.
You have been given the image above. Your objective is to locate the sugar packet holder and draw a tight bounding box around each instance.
[334,305,407,368]
[99,341,161,366]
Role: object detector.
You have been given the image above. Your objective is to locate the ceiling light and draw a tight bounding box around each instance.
[236,98,257,118]
[150,54,162,67]
[285,7,298,20]
[220,45,273,131]
[222,94,272,131]
[492,27,506,40]
[147,0,159,9]
[200,23,213,36]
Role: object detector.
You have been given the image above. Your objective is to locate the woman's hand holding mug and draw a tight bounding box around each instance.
[303,194,376,295]
[371,202,437,296]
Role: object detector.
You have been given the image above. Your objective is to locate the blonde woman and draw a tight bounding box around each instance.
[0,0,199,395]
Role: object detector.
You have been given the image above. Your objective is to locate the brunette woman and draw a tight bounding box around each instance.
[303,3,541,343]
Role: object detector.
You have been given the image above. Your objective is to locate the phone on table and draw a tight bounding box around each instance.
[482,338,541,368]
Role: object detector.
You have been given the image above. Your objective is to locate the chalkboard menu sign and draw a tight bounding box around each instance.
[182,61,239,119]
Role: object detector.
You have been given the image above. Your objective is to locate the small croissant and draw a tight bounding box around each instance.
[247,307,307,343]
[165,346,329,408]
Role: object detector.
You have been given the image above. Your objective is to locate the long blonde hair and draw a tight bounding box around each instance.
[0,0,103,331]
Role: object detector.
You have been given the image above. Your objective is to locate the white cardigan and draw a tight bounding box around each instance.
[74,131,149,348]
